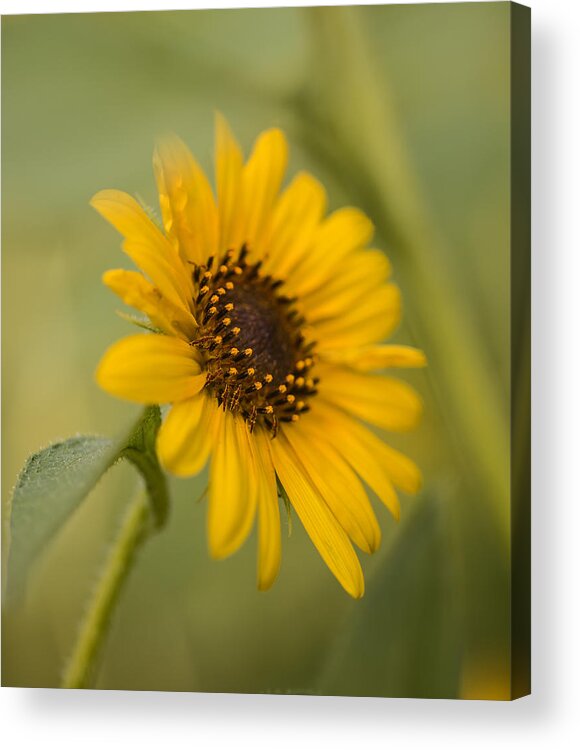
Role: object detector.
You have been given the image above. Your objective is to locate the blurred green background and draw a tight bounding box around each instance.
[2,3,514,697]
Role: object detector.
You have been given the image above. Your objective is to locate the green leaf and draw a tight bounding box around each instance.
[5,406,168,606]
[317,495,463,699]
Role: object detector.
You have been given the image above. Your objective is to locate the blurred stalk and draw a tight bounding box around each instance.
[297,6,510,543]
[62,489,150,689]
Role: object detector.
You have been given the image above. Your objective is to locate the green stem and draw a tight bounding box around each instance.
[61,490,150,689]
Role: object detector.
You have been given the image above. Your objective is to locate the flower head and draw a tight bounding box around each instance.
[94,114,426,598]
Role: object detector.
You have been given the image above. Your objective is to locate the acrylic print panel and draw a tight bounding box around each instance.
[1,2,530,699]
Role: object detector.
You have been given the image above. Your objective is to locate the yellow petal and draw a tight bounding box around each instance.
[285,424,381,554]
[269,431,364,599]
[315,400,422,501]
[288,207,374,297]
[153,135,218,265]
[237,127,288,254]
[302,250,392,324]
[208,409,257,559]
[103,269,197,340]
[96,334,205,404]
[318,365,423,432]
[321,344,427,371]
[214,112,244,254]
[156,391,216,477]
[260,171,327,278]
[251,429,281,591]
[91,190,192,310]
[302,248,391,308]
[314,283,402,351]
[310,408,401,518]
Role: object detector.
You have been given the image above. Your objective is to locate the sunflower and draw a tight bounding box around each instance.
[94,114,426,598]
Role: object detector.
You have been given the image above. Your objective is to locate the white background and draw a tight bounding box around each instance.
[1,0,578,747]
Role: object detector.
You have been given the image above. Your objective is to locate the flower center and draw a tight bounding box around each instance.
[192,245,318,436]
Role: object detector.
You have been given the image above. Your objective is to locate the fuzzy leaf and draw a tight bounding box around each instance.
[5,406,167,606]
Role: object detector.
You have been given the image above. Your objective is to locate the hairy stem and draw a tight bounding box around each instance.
[61,490,150,689]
